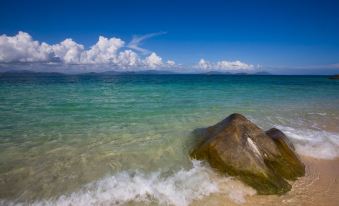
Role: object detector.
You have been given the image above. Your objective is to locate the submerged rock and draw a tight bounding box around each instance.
[190,113,305,195]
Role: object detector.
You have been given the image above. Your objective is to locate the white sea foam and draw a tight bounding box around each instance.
[307,112,327,116]
[3,161,214,206]
[1,160,257,206]
[276,126,339,159]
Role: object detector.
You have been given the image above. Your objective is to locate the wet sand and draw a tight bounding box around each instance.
[194,156,339,206]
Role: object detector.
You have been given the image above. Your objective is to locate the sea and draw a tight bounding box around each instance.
[0,74,339,205]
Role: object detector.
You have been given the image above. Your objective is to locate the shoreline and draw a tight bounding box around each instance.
[193,156,339,205]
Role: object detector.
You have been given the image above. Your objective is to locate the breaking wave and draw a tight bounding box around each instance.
[276,126,339,159]
[2,161,215,206]
[1,160,257,206]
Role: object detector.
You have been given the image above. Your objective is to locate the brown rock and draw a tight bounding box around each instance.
[265,128,305,180]
[190,113,305,195]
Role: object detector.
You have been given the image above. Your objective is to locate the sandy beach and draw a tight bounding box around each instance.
[194,156,339,206]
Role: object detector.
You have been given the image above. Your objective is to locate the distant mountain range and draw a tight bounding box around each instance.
[0,70,66,77]
[202,71,271,75]
[0,70,272,77]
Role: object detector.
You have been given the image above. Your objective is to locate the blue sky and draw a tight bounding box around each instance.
[0,0,339,74]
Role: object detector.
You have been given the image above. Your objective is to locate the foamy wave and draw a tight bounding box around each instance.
[1,160,257,206]
[276,126,339,159]
[4,161,218,206]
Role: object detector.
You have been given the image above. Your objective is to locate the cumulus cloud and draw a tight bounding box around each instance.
[0,31,172,70]
[51,38,84,64]
[166,60,175,66]
[216,60,254,70]
[0,31,52,63]
[197,58,255,72]
[198,59,210,70]
[117,50,140,68]
[143,52,163,68]
[0,31,258,73]
[81,36,124,64]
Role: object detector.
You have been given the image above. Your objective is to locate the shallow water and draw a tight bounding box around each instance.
[0,74,338,205]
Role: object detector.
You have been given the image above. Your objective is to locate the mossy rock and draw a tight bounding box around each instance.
[265,128,305,180]
[190,113,305,195]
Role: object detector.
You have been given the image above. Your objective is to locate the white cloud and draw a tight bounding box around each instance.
[143,52,163,68]
[0,32,128,65]
[51,38,84,64]
[216,60,254,70]
[0,31,259,73]
[0,32,172,70]
[197,58,255,72]
[81,36,124,64]
[198,59,210,70]
[117,50,140,68]
[127,32,166,54]
[166,60,175,66]
[0,31,51,63]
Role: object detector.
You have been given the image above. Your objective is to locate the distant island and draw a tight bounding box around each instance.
[0,70,272,77]
[4,70,339,78]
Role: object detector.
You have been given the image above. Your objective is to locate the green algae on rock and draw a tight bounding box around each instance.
[190,113,305,195]
[265,128,305,180]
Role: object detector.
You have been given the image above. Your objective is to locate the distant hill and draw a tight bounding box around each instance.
[80,70,177,75]
[201,71,271,75]
[0,70,271,77]
[203,71,231,75]
[253,71,271,75]
[0,70,65,77]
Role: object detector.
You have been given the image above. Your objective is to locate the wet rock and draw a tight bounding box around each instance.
[190,113,305,195]
[265,128,305,180]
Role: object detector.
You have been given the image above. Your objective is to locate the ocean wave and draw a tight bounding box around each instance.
[276,126,339,159]
[4,161,217,206]
[1,160,257,206]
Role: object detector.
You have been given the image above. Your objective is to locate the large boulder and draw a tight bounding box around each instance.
[190,113,305,195]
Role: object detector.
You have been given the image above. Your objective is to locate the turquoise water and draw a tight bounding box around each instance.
[1,74,339,205]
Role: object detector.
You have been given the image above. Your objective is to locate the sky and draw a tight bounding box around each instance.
[0,0,339,74]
